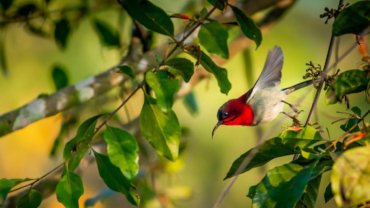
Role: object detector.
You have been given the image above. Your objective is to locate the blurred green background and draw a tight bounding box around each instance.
[0,0,367,207]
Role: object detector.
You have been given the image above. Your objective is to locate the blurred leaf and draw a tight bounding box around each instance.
[231,5,262,48]
[50,117,77,157]
[296,176,321,208]
[0,40,7,76]
[183,91,199,115]
[92,19,120,47]
[0,178,32,205]
[63,115,101,171]
[52,65,69,90]
[351,106,361,117]
[139,95,181,161]
[207,0,227,10]
[324,183,334,203]
[16,3,38,16]
[331,146,370,207]
[118,65,135,79]
[103,126,139,180]
[188,49,231,94]
[93,151,139,205]
[225,127,322,179]
[26,21,49,38]
[333,1,370,36]
[340,118,360,133]
[85,188,116,207]
[16,189,42,208]
[119,0,174,36]
[326,69,370,104]
[145,70,180,110]
[54,18,71,50]
[166,58,194,82]
[0,0,13,11]
[56,170,84,208]
[250,163,315,208]
[199,21,229,59]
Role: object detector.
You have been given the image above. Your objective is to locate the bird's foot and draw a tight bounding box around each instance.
[282,112,301,126]
[281,100,302,114]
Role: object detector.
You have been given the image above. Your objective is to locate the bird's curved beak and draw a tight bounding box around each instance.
[212,121,222,139]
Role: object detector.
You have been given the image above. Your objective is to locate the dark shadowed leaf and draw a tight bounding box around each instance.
[63,114,102,171]
[16,189,42,208]
[119,0,174,36]
[199,21,229,59]
[139,95,181,161]
[92,19,120,47]
[225,127,322,179]
[0,0,13,11]
[296,176,321,208]
[250,163,315,208]
[340,118,360,133]
[103,126,139,180]
[333,1,370,36]
[118,65,135,79]
[52,65,69,90]
[231,5,262,48]
[56,170,84,208]
[331,146,370,207]
[54,18,71,50]
[0,178,32,205]
[183,91,199,115]
[324,183,334,203]
[93,151,139,205]
[188,49,231,94]
[326,69,370,104]
[166,58,194,82]
[207,0,227,10]
[145,70,180,110]
[16,3,38,17]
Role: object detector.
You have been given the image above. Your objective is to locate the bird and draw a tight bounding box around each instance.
[212,46,312,138]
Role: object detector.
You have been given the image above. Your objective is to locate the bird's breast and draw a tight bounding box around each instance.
[248,87,287,125]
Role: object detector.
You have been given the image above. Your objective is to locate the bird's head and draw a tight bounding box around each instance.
[212,97,254,138]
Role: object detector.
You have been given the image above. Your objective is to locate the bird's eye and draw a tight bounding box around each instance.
[217,110,229,121]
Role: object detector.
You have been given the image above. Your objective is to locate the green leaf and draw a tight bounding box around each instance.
[56,170,84,208]
[0,0,13,11]
[93,151,139,205]
[16,189,42,208]
[351,106,362,117]
[145,70,180,110]
[166,58,194,82]
[340,118,360,133]
[63,114,102,171]
[199,21,229,59]
[54,18,71,50]
[52,64,69,90]
[119,0,174,36]
[296,176,321,208]
[333,1,370,36]
[188,49,231,94]
[92,19,120,47]
[326,69,370,104]
[207,0,227,10]
[331,146,370,207]
[103,126,139,180]
[225,127,322,179]
[324,183,334,203]
[183,91,199,115]
[231,5,262,48]
[118,65,135,79]
[139,95,181,161]
[0,178,31,205]
[250,163,315,208]
[16,3,37,17]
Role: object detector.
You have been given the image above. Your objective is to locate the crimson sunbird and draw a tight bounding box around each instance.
[212,46,312,138]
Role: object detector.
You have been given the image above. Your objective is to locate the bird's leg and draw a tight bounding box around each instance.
[281,100,302,114]
[282,112,301,126]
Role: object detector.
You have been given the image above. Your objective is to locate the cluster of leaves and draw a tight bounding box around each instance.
[0,0,265,207]
[224,1,370,207]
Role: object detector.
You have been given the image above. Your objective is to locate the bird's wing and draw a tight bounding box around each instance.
[247,46,283,102]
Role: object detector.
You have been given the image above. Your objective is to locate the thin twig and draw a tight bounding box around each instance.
[304,0,344,126]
